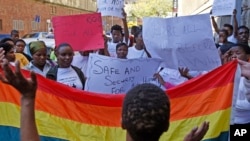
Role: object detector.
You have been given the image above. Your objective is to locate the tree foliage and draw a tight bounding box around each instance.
[128,0,173,18]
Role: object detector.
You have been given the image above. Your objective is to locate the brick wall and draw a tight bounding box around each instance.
[0,0,94,36]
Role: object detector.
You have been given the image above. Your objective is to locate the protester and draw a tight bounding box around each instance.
[237,26,249,44]
[128,25,140,47]
[107,9,129,57]
[218,43,237,64]
[46,43,85,90]
[0,38,29,67]
[216,29,234,46]
[15,39,32,61]
[10,29,20,42]
[0,58,209,141]
[127,30,151,59]
[116,42,128,59]
[25,41,55,77]
[211,9,238,43]
[0,43,16,65]
[223,43,250,125]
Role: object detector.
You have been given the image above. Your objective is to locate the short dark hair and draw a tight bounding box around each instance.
[111,24,123,34]
[223,24,233,31]
[134,30,142,39]
[219,29,229,37]
[122,83,170,141]
[0,43,14,55]
[55,42,72,52]
[116,42,128,51]
[15,39,26,45]
[131,26,140,35]
[234,43,250,54]
[220,42,236,55]
[10,29,19,35]
[0,38,14,44]
[238,25,250,33]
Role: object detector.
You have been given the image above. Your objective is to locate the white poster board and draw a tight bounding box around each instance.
[97,0,124,18]
[143,14,221,71]
[212,0,236,16]
[85,54,163,94]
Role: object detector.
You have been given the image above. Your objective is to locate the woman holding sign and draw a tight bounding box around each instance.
[46,43,85,90]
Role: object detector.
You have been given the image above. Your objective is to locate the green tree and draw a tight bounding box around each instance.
[128,0,173,18]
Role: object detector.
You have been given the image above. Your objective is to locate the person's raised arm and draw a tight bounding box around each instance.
[122,8,129,44]
[0,60,39,141]
[232,9,238,37]
[210,10,220,35]
[211,16,220,35]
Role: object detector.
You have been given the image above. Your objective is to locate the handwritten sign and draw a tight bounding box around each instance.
[212,0,235,16]
[52,13,104,51]
[143,14,221,71]
[85,54,163,94]
[97,0,124,18]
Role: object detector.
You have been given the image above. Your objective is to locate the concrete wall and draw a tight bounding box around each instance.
[179,0,211,16]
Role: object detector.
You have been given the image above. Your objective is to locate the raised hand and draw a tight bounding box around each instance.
[184,121,209,141]
[0,59,37,98]
[238,59,250,79]
[178,67,193,79]
[233,9,237,15]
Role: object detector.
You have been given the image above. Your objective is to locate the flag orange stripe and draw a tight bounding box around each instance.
[170,83,233,121]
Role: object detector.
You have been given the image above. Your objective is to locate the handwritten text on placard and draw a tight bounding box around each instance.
[97,0,124,18]
[85,54,163,94]
[212,0,235,16]
[143,14,221,71]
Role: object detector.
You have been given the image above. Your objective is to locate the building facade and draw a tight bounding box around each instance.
[0,0,95,36]
[179,0,250,29]
[0,0,123,36]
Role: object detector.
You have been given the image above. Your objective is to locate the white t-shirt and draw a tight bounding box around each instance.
[71,54,88,76]
[107,41,119,57]
[227,34,237,43]
[127,46,148,59]
[57,66,83,90]
[234,77,250,124]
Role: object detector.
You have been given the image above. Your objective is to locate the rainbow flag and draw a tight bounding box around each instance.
[0,61,238,141]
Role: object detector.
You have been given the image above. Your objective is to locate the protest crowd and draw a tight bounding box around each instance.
[0,0,250,141]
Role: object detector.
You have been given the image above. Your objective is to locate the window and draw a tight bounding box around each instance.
[50,6,57,15]
[19,20,24,30]
[31,21,38,30]
[13,20,18,30]
[12,20,24,31]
